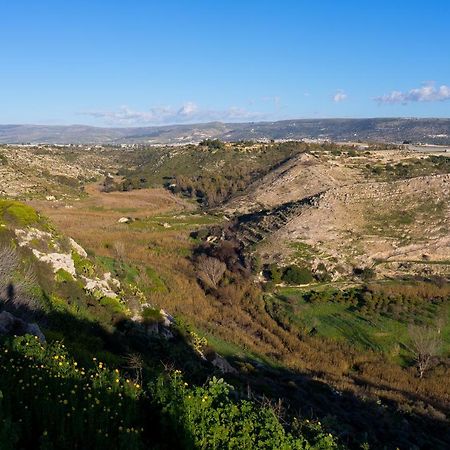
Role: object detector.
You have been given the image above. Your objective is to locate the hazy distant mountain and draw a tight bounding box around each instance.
[1,118,449,145]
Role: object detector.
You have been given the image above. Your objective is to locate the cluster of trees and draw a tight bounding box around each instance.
[265,264,315,286]
[171,173,252,206]
[115,140,311,204]
[198,138,226,150]
[369,155,450,180]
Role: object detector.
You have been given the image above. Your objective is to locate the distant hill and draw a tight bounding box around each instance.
[1,118,450,145]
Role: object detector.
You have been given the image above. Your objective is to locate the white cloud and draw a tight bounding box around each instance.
[81,102,263,126]
[375,82,450,104]
[333,90,347,103]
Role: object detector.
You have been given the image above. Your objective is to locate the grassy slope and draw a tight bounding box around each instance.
[3,143,450,449]
[269,285,450,364]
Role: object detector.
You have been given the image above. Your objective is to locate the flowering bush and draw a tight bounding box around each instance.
[0,335,342,449]
[0,335,143,450]
[151,371,341,450]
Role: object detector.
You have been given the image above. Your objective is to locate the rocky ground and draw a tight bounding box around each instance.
[223,149,450,279]
[0,145,123,199]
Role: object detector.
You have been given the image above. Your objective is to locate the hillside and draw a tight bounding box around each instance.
[224,148,450,279]
[1,118,450,145]
[1,140,449,449]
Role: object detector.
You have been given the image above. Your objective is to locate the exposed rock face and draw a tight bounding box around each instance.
[82,273,119,299]
[208,353,238,374]
[15,226,122,301]
[69,237,88,258]
[32,249,76,277]
[160,309,174,328]
[220,149,450,279]
[15,228,56,249]
[0,311,46,343]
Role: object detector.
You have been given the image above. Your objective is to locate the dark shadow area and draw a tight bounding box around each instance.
[0,298,209,450]
[224,353,450,450]
[1,284,449,450]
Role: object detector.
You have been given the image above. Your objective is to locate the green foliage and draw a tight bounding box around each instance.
[151,372,340,450]
[270,280,450,361]
[117,141,305,206]
[55,268,74,283]
[99,295,127,316]
[145,266,168,293]
[0,336,143,450]
[199,139,226,150]
[0,200,40,227]
[72,251,96,277]
[353,267,376,281]
[0,336,343,450]
[282,265,314,285]
[0,152,7,165]
[267,264,282,284]
[368,155,450,180]
[141,306,163,324]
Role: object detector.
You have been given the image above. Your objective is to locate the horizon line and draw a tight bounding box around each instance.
[1,116,450,129]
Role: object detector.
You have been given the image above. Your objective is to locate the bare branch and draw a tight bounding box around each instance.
[196,255,226,290]
[408,324,442,378]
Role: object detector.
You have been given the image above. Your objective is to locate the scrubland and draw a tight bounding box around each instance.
[1,141,449,449]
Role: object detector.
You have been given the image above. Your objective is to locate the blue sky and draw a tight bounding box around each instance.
[1,0,449,126]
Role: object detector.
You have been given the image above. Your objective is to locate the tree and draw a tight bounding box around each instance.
[196,255,226,290]
[408,324,442,378]
[282,265,313,285]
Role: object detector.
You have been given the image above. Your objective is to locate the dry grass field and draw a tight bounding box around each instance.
[30,184,216,319]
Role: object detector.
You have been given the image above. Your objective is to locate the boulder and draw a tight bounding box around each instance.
[82,273,119,299]
[210,354,238,374]
[26,323,46,343]
[0,311,46,343]
[69,238,88,258]
[160,309,175,327]
[0,311,15,334]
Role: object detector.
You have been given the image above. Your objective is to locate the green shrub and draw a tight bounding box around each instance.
[199,139,225,150]
[0,200,40,227]
[72,251,95,277]
[267,264,282,284]
[55,268,74,283]
[151,372,339,449]
[0,336,143,450]
[141,306,163,325]
[282,265,313,285]
[353,267,375,281]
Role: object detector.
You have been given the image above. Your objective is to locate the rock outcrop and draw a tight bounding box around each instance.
[0,310,46,343]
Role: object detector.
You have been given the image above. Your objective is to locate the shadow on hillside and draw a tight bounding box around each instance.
[1,292,449,450]
[225,353,450,450]
[0,294,209,450]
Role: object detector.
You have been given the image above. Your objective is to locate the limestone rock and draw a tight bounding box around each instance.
[69,237,88,258]
[82,273,119,298]
[32,250,76,277]
[210,354,238,374]
[0,311,46,343]
[33,249,76,278]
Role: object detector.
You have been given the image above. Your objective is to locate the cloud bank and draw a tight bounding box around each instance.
[375,82,450,104]
[82,102,263,126]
